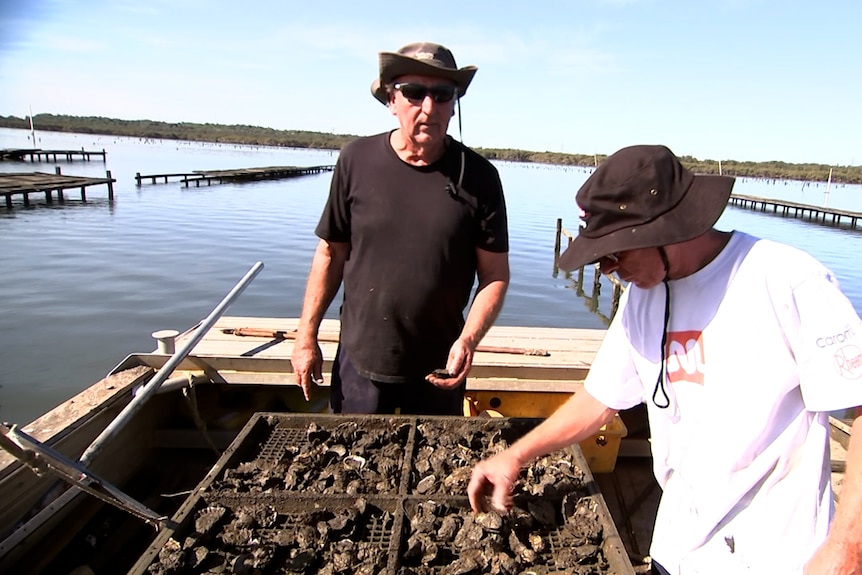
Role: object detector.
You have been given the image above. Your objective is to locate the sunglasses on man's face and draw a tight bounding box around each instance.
[392,82,457,104]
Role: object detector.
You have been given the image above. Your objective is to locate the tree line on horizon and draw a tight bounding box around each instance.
[1,114,859,184]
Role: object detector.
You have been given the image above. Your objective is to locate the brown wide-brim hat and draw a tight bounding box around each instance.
[558,144,735,272]
[370,41,477,105]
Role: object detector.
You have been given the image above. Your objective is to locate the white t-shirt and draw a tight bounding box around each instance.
[585,231,862,574]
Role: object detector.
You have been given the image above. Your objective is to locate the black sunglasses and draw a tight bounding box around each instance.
[392,82,458,103]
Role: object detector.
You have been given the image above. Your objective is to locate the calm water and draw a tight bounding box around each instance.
[1,128,861,425]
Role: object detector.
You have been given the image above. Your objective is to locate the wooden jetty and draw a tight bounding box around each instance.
[729,193,861,229]
[0,169,116,208]
[0,148,106,162]
[134,172,198,185]
[135,165,334,187]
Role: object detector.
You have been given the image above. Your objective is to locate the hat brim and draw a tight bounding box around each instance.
[558,174,735,272]
[371,52,477,105]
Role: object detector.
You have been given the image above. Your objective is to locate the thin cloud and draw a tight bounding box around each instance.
[596,0,644,6]
[41,35,104,54]
[550,48,617,77]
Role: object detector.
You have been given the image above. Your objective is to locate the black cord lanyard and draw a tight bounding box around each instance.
[652,247,672,410]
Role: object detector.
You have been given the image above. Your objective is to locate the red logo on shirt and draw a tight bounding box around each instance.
[834,345,862,380]
[665,330,705,385]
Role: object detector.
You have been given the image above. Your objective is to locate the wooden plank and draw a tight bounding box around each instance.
[121,316,604,396]
[209,317,605,348]
[175,331,597,374]
[136,316,605,386]
[830,416,852,450]
[126,352,591,382]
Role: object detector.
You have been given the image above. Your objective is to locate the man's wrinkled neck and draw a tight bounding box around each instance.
[390,129,447,166]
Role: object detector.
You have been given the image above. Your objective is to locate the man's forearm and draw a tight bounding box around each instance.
[822,416,862,564]
[460,279,508,349]
[296,240,348,339]
[460,249,509,349]
[509,390,616,466]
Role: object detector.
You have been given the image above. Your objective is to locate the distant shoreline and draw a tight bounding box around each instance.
[2,114,860,184]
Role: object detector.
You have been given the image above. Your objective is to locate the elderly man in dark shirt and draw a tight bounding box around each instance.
[291,42,509,415]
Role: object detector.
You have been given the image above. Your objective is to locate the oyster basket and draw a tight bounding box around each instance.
[128,413,635,575]
[398,495,620,574]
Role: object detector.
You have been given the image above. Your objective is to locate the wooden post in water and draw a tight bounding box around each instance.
[589,267,601,314]
[135,172,142,186]
[106,170,114,201]
[554,218,562,260]
[53,166,62,203]
[28,105,36,145]
[609,275,623,320]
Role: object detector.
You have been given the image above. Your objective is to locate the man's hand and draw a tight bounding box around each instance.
[290,336,324,401]
[425,338,473,389]
[467,450,523,514]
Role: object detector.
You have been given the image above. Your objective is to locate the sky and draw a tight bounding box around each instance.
[0,0,860,166]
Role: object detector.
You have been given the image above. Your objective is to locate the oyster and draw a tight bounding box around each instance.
[194,505,226,535]
[416,474,437,494]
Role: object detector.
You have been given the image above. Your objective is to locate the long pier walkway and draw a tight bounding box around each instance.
[0,148,107,162]
[0,169,116,208]
[135,165,334,187]
[729,193,861,229]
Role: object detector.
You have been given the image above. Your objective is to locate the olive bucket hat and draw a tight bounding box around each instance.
[370,42,477,105]
[558,144,735,271]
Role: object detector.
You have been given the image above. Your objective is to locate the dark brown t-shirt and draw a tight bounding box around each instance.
[315,132,508,382]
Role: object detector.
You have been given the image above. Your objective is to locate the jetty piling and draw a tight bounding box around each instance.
[555,219,623,325]
[554,218,564,259]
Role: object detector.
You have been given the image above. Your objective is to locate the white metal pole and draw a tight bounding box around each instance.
[80,261,264,464]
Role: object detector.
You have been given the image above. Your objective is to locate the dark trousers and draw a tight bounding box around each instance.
[330,344,465,415]
[651,561,672,575]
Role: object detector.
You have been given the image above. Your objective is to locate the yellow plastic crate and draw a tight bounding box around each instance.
[464,390,628,474]
[577,414,627,474]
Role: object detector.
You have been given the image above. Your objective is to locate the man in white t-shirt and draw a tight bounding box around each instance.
[467,144,862,574]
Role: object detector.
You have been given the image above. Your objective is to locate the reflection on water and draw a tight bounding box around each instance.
[1,128,861,425]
